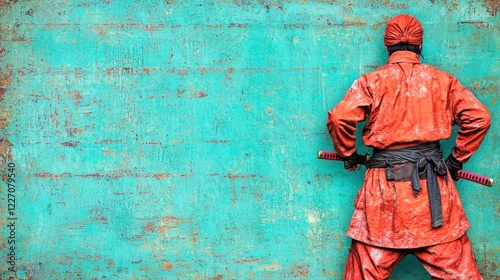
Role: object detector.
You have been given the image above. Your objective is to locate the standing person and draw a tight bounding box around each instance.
[326,14,490,279]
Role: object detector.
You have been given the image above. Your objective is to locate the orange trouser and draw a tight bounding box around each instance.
[343,233,482,280]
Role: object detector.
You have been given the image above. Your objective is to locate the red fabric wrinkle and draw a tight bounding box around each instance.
[384,14,423,46]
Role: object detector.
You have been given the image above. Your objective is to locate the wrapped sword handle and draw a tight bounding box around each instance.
[457,170,494,187]
[317,151,370,165]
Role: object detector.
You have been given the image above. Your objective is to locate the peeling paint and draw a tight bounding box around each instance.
[481,0,500,16]
[0,0,499,279]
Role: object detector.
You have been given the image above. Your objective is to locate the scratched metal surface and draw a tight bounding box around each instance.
[0,0,498,279]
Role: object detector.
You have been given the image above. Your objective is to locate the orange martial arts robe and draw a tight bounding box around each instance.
[326,51,491,278]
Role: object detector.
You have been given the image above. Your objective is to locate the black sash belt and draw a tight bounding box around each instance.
[367,142,448,228]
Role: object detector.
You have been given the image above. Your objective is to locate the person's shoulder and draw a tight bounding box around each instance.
[417,63,458,80]
[363,64,392,76]
[419,63,452,75]
[362,63,399,79]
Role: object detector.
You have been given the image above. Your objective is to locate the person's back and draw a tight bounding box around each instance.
[344,50,490,152]
[326,14,490,279]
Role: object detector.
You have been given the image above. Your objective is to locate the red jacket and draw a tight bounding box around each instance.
[326,51,490,248]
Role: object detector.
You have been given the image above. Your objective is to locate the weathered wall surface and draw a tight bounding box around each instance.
[0,0,499,279]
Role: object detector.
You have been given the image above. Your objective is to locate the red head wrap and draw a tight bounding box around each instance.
[384,14,423,46]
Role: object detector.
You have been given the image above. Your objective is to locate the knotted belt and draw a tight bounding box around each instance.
[367,142,448,228]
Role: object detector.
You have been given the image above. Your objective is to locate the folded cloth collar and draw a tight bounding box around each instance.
[387,51,421,64]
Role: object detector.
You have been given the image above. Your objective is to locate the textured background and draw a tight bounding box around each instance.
[0,0,499,279]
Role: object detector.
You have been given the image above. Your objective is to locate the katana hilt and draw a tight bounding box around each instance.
[317,151,370,165]
[457,170,494,187]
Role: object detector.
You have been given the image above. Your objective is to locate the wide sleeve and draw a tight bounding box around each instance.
[449,77,491,162]
[326,76,372,157]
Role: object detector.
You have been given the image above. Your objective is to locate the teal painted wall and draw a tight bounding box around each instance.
[0,0,499,279]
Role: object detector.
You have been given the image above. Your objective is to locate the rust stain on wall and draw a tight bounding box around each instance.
[0,67,12,176]
[481,0,499,16]
[1,0,499,279]
[0,0,19,7]
[160,260,173,271]
[31,170,197,180]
